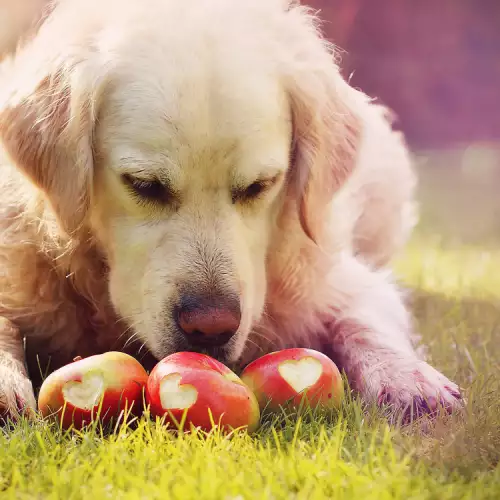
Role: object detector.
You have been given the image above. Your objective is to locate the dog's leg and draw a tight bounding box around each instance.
[0,317,36,420]
[324,256,463,423]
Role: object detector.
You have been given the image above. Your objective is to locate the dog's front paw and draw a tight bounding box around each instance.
[361,356,464,424]
[0,364,36,422]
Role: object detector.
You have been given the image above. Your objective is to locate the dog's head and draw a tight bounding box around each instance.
[0,0,361,363]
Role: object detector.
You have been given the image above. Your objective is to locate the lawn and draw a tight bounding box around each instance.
[1,149,499,499]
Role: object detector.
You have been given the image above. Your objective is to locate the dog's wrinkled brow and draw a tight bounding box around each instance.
[115,154,179,182]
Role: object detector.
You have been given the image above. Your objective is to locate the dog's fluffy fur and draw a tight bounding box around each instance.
[0,0,462,420]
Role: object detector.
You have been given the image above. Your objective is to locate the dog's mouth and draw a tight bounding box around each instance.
[118,306,254,369]
[182,344,232,363]
[137,332,244,370]
[171,333,244,367]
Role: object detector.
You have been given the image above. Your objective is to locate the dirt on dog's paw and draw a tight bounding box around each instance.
[0,365,36,423]
[362,357,464,424]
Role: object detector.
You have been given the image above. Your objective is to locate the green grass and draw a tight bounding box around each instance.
[1,149,500,499]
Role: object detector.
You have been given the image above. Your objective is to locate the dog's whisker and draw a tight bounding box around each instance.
[116,323,137,344]
[245,338,265,354]
[137,342,149,360]
[123,332,140,350]
[114,314,135,326]
[249,328,277,345]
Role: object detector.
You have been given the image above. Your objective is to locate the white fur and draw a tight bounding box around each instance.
[0,0,461,421]
[0,0,48,61]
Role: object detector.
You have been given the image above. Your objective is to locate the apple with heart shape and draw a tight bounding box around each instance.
[38,352,149,429]
[240,348,344,412]
[146,352,260,432]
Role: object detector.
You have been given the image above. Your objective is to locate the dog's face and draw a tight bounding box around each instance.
[89,54,292,362]
[0,1,361,364]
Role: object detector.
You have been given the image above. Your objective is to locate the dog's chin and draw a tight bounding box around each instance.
[148,337,245,369]
[184,345,235,366]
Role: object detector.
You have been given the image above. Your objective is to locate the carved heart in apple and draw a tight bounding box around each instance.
[278,357,323,393]
[38,352,148,429]
[241,348,344,411]
[62,372,106,410]
[158,373,198,410]
[146,352,260,432]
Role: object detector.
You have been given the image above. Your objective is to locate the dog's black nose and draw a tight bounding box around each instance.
[175,294,241,348]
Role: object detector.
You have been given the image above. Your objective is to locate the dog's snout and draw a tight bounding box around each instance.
[176,294,241,347]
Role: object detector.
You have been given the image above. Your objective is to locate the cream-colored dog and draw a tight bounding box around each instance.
[0,0,462,422]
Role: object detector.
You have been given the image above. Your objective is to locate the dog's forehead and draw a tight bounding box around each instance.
[98,50,292,183]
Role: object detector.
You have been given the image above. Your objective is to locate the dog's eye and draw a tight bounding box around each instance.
[232,181,266,203]
[232,176,281,204]
[122,174,169,203]
[244,181,266,199]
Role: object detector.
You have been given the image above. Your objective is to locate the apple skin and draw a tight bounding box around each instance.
[146,352,260,433]
[38,352,149,429]
[240,348,344,412]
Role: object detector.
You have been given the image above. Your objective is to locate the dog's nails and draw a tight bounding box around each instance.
[425,396,438,411]
[408,395,432,420]
[12,393,35,419]
[444,385,463,400]
[377,387,393,405]
[15,393,26,412]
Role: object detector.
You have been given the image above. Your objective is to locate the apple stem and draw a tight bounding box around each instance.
[73,356,83,362]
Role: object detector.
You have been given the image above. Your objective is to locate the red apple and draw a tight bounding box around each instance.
[240,348,344,411]
[146,352,260,432]
[38,352,148,429]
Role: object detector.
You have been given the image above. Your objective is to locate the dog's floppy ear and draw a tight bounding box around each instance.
[0,36,100,236]
[288,77,362,242]
[283,7,363,242]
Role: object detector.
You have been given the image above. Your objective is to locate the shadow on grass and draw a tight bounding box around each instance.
[401,288,500,475]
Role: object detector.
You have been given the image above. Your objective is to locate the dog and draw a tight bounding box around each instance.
[0,0,462,422]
